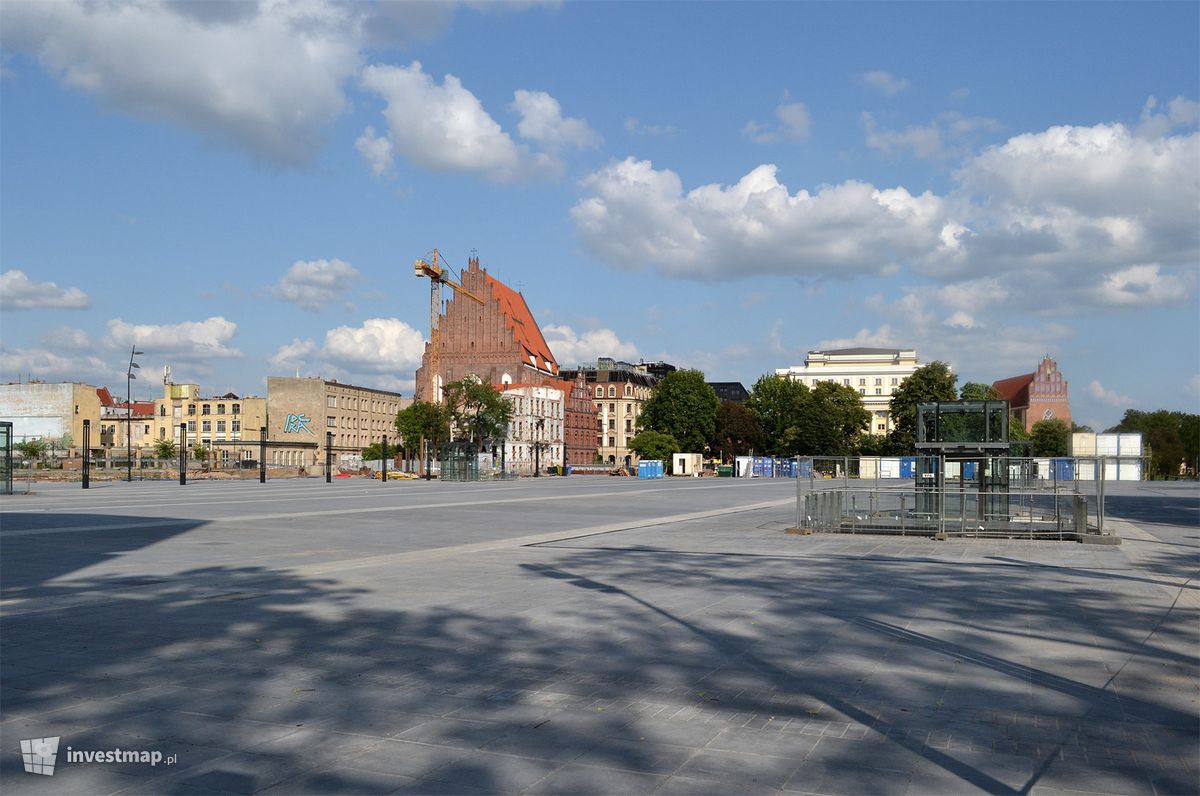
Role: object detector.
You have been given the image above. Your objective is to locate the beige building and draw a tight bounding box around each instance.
[776,348,921,435]
[151,382,267,467]
[266,377,409,468]
[500,384,564,474]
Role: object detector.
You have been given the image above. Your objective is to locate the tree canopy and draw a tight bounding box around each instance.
[153,438,177,460]
[745,375,869,456]
[628,430,679,466]
[887,361,958,453]
[711,401,762,461]
[959,382,1000,401]
[1030,418,1070,457]
[395,401,452,452]
[443,376,513,452]
[637,369,718,453]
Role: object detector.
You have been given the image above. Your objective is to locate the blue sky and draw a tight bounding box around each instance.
[1,0,1197,431]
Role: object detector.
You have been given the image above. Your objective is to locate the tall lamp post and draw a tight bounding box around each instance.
[126,346,143,482]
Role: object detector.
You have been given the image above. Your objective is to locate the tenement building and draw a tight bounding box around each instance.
[415,256,560,402]
[266,377,408,468]
[547,372,598,467]
[776,348,921,435]
[151,381,267,467]
[559,358,660,467]
[0,381,101,457]
[500,383,564,475]
[992,355,1072,433]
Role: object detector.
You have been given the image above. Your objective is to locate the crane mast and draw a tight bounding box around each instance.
[414,248,487,403]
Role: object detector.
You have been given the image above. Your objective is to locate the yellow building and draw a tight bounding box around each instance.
[151,382,267,466]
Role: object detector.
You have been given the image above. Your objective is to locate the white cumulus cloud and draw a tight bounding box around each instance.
[358,62,577,181]
[268,338,318,372]
[1089,380,1132,408]
[543,324,640,367]
[1092,264,1194,307]
[859,70,909,96]
[272,258,361,311]
[1136,95,1200,139]
[743,98,811,143]
[511,89,601,151]
[862,111,1000,161]
[0,270,91,310]
[322,318,425,374]
[105,317,242,359]
[571,158,951,279]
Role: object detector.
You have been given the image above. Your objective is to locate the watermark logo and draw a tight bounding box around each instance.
[20,737,59,776]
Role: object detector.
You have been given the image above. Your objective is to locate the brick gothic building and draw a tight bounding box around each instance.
[414,257,560,402]
[992,355,1073,433]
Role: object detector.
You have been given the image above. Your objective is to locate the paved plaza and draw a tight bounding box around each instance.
[1,476,1196,795]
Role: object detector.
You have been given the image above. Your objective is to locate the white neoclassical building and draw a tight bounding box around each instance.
[500,384,564,475]
[776,348,922,435]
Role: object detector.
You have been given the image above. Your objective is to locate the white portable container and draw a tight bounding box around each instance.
[880,458,901,479]
[1118,433,1143,456]
[859,457,878,479]
[1095,434,1120,456]
[1070,432,1096,456]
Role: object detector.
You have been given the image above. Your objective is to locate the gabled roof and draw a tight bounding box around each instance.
[96,387,115,406]
[484,274,558,375]
[992,372,1034,406]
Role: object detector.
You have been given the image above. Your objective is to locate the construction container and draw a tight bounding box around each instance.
[671,453,702,476]
[1096,434,1120,456]
[1051,458,1074,481]
[717,465,733,477]
[735,456,752,477]
[899,457,917,479]
[879,458,901,479]
[1070,432,1096,456]
[859,458,878,479]
[1117,433,1143,456]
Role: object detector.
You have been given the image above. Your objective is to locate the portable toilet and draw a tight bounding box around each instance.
[1051,458,1074,481]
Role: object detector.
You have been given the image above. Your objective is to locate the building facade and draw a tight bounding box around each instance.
[151,382,267,467]
[708,382,750,403]
[559,358,660,467]
[0,381,101,457]
[776,348,921,435]
[500,384,564,475]
[992,356,1072,433]
[266,377,408,468]
[546,372,598,466]
[415,256,560,402]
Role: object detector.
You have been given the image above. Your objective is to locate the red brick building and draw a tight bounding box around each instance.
[992,355,1073,433]
[546,372,599,467]
[415,256,560,401]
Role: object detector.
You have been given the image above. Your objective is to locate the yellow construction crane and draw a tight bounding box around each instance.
[414,248,486,403]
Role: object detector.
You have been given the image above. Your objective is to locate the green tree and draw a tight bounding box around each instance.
[887,361,958,453]
[807,381,871,456]
[191,443,209,461]
[14,438,47,466]
[638,369,718,453]
[711,401,762,462]
[154,438,178,460]
[1071,422,1094,434]
[745,374,810,456]
[395,401,452,452]
[1030,418,1070,457]
[1009,422,1031,441]
[628,430,679,466]
[443,376,513,453]
[959,382,1000,401]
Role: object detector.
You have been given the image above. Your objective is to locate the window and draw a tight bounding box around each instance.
[217,404,226,415]
[327,395,337,408]
[159,405,166,416]
[188,404,196,415]
[202,420,211,432]
[874,378,882,386]
[859,388,865,395]
[624,384,632,396]
[597,418,604,430]
[858,378,866,386]
[144,424,150,434]
[609,403,615,413]
[327,416,336,427]
[159,428,166,439]
[202,404,211,415]
[232,420,241,432]
[843,379,850,386]
[608,419,615,429]
[890,378,897,385]
[877,423,887,431]
[608,436,616,448]
[608,386,616,398]
[217,421,226,433]
[625,419,632,432]
[75,404,80,414]
[595,386,603,398]
[187,420,196,432]
[232,403,240,415]
[875,388,882,395]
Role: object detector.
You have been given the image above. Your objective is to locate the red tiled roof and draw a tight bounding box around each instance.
[96,387,115,406]
[484,274,558,375]
[992,372,1034,407]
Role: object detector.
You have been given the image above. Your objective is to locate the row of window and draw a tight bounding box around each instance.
[160,402,241,417]
[594,384,642,398]
[327,395,401,414]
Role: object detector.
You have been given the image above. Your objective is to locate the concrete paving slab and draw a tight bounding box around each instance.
[1,477,1196,794]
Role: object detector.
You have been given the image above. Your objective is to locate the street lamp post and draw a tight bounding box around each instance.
[126,346,143,482]
[534,418,544,477]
